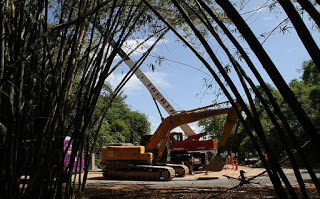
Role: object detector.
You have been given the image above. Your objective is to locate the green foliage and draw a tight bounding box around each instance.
[299,60,320,123]
[91,83,150,157]
[198,115,227,139]
[262,61,319,157]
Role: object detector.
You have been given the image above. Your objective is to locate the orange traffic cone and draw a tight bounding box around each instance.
[235,158,238,170]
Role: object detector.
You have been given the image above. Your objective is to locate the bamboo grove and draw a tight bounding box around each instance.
[1,0,320,198]
[0,0,165,198]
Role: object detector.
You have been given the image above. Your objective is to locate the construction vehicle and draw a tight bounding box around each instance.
[100,102,241,181]
[169,131,216,171]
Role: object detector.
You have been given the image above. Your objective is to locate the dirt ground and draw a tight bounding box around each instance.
[82,165,320,198]
[83,184,319,198]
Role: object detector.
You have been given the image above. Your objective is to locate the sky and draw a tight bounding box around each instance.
[108,1,319,134]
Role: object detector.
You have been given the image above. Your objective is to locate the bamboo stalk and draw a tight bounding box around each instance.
[277,0,320,70]
[215,0,320,154]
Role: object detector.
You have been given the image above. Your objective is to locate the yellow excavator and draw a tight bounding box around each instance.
[100,102,241,180]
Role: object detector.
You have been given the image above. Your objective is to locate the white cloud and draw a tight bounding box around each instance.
[121,38,168,56]
[107,73,142,94]
[145,71,171,88]
[107,71,171,96]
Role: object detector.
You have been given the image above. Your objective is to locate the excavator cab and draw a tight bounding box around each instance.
[169,132,183,143]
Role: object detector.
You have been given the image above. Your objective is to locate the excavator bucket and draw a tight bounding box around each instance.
[201,155,225,172]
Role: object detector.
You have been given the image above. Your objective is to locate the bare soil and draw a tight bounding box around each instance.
[84,184,319,199]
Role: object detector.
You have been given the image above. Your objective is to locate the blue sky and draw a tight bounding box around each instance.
[109,1,319,134]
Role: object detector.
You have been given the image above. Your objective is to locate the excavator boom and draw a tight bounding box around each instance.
[146,102,241,162]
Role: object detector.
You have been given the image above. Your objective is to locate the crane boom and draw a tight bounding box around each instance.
[114,41,195,136]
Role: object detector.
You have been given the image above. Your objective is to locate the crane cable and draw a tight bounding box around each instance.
[153,97,164,120]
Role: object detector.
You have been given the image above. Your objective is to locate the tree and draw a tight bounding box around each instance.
[91,83,150,157]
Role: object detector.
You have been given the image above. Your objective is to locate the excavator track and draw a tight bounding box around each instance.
[164,164,189,177]
[103,165,175,181]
